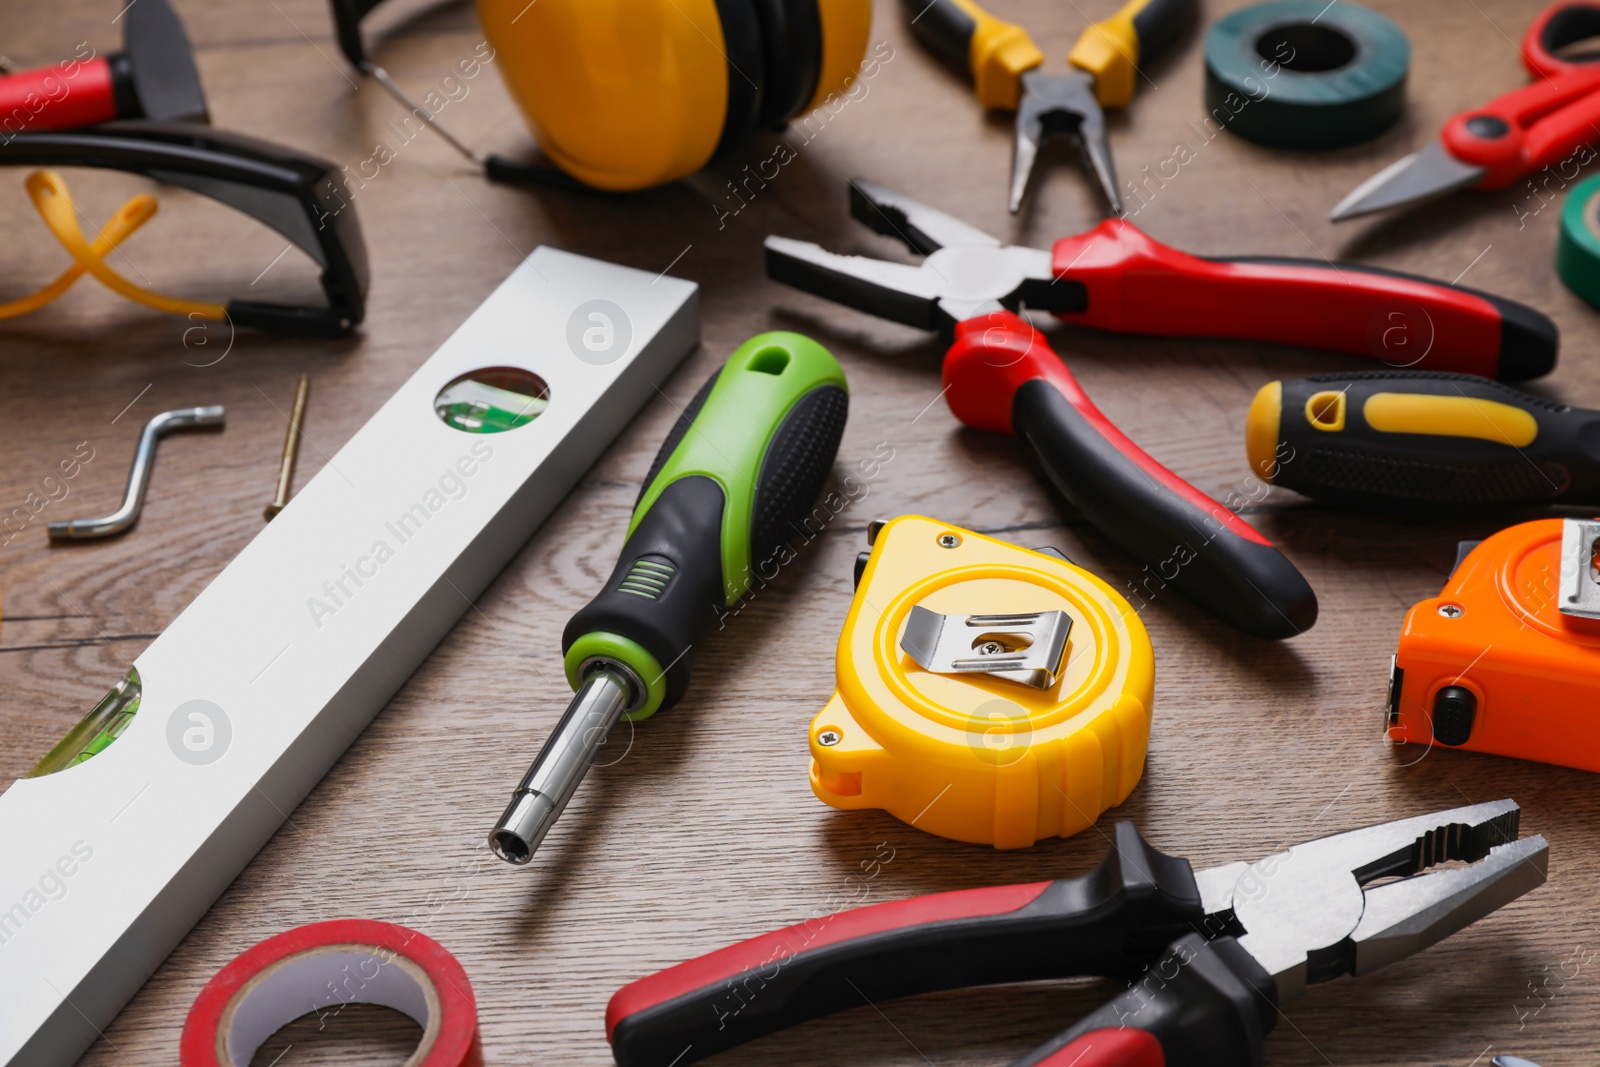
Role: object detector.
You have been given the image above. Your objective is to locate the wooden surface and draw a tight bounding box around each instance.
[2,1,1598,1064]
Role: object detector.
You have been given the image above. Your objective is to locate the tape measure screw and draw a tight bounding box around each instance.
[1438,604,1464,618]
[817,729,842,747]
[937,533,962,548]
[977,641,1007,656]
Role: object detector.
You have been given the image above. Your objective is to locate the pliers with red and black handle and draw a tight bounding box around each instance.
[607,799,1545,1067]
[764,180,1559,639]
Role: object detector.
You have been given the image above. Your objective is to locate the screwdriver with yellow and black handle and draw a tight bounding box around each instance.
[489,333,848,864]
[1246,370,1600,512]
[903,0,1198,212]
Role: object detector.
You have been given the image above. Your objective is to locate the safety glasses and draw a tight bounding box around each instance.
[0,121,368,336]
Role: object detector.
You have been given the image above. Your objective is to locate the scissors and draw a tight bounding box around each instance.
[1333,1,1600,220]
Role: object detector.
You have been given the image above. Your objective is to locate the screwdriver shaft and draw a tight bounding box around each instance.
[490,669,633,864]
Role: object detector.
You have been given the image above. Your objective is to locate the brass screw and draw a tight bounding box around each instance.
[264,374,310,521]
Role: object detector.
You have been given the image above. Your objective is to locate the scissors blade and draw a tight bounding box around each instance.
[1330,141,1487,221]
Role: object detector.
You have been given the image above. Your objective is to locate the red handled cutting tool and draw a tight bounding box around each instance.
[765,180,1557,639]
[1332,2,1600,220]
[0,0,207,132]
[607,800,1546,1067]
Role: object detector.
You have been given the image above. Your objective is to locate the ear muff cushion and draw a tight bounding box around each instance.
[806,0,873,113]
[711,0,767,158]
[750,0,823,128]
[477,0,741,190]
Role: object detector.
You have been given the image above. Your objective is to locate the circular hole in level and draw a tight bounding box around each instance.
[434,366,550,433]
[1256,23,1357,73]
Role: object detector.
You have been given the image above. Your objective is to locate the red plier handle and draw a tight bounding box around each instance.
[944,311,1317,640]
[604,823,1276,1067]
[1439,2,1600,189]
[1050,220,1557,381]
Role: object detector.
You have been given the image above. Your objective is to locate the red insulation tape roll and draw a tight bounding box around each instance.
[180,919,482,1067]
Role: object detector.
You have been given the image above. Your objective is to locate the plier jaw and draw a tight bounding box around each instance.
[1013,68,1119,215]
[765,180,1079,336]
[846,178,1003,256]
[899,0,1198,213]
[1212,798,1548,1002]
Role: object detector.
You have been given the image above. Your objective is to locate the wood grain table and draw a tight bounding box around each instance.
[1,1,1597,1064]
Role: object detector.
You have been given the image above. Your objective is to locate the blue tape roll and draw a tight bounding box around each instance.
[1205,0,1410,149]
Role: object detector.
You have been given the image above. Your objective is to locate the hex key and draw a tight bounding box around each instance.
[48,405,224,541]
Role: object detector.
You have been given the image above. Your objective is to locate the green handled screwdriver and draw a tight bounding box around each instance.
[1247,370,1600,511]
[489,332,849,864]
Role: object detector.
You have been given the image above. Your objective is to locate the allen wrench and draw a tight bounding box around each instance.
[49,406,225,541]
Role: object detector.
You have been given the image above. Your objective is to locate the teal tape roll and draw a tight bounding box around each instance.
[1558,175,1600,308]
[1205,0,1410,149]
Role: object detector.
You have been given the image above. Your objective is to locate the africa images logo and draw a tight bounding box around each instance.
[0,841,94,947]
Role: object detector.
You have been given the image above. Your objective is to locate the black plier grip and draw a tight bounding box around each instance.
[605,823,1212,1067]
[606,800,1546,1067]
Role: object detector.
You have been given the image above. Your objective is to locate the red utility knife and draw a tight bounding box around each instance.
[1333,1,1600,219]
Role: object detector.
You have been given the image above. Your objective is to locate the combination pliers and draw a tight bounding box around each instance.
[607,799,1547,1066]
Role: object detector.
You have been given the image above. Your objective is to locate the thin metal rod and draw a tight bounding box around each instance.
[48,406,224,541]
[489,668,634,864]
[367,63,483,165]
[264,374,310,521]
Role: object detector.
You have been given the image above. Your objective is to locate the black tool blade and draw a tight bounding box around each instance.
[125,0,209,124]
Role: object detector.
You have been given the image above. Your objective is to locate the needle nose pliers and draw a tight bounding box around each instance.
[903,0,1199,213]
[762,179,1557,638]
[607,799,1547,1067]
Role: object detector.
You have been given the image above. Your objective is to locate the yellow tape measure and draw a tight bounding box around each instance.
[809,516,1154,849]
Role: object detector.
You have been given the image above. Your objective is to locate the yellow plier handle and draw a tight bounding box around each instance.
[904,0,1041,111]
[903,0,1197,111]
[1069,0,1198,108]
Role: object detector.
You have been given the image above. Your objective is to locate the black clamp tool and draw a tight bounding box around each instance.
[608,799,1547,1067]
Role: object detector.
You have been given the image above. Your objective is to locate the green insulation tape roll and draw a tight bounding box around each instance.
[1205,0,1410,149]
[1558,176,1600,308]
